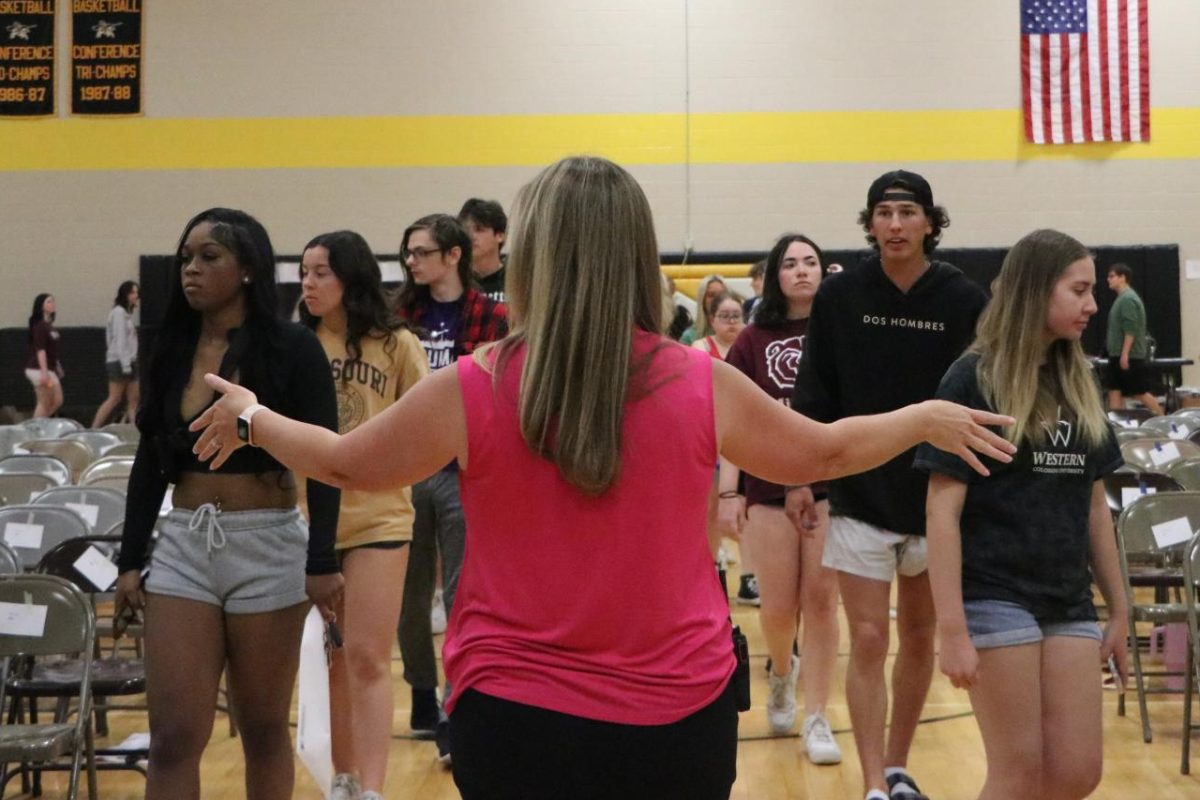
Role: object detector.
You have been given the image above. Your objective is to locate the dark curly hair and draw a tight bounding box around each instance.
[857,177,950,255]
[298,229,408,366]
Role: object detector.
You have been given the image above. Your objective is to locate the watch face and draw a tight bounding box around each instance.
[237,416,250,443]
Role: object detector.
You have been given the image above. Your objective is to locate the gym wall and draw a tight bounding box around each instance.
[3,1,1199,379]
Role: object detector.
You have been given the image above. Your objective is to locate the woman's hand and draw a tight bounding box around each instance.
[784,486,819,536]
[306,573,345,622]
[938,629,980,690]
[1100,614,1129,691]
[189,374,259,469]
[113,569,145,634]
[919,400,1017,477]
[716,495,746,540]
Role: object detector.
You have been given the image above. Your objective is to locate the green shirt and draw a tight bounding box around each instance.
[1106,287,1149,359]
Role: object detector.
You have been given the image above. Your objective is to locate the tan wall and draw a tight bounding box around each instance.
[3,0,1200,380]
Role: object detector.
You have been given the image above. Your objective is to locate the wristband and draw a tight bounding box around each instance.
[718,491,741,499]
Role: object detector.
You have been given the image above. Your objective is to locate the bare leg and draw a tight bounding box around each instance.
[884,572,936,768]
[225,603,310,800]
[1135,392,1163,416]
[838,571,893,796]
[91,381,125,428]
[746,505,801,676]
[47,380,63,415]
[969,643,1044,799]
[1107,389,1123,411]
[143,595,226,800]
[798,501,839,716]
[32,382,55,418]
[337,546,409,792]
[1040,636,1103,800]
[123,379,140,423]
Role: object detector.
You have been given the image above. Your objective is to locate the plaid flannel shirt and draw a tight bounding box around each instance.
[404,287,508,357]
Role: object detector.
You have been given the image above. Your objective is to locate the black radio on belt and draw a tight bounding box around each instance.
[731,624,751,712]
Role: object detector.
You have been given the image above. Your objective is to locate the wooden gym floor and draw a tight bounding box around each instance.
[17,557,1200,799]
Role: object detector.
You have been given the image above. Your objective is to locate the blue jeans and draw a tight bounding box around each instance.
[397,469,465,692]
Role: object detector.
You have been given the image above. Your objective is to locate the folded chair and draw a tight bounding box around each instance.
[1183,531,1200,775]
[1115,491,1200,752]
[0,476,56,510]
[0,506,90,571]
[0,574,97,800]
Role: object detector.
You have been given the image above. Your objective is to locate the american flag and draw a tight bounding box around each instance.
[1021,0,1149,144]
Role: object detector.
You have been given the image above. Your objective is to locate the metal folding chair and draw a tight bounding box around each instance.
[1115,491,1200,749]
[31,488,125,536]
[0,574,97,800]
[0,456,71,488]
[0,506,91,571]
[0,476,56,509]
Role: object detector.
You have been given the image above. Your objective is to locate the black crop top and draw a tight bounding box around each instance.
[119,321,341,575]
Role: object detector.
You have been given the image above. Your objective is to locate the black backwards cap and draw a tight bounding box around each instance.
[867,170,934,209]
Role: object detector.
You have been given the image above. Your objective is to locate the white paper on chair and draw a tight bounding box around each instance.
[1148,442,1181,467]
[296,607,333,799]
[1119,419,1140,428]
[1168,424,1188,440]
[28,491,41,503]
[1121,486,1157,508]
[0,601,47,637]
[1150,516,1194,549]
[64,503,99,528]
[73,546,119,592]
[3,522,43,549]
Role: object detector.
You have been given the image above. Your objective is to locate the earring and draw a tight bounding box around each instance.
[242,277,251,284]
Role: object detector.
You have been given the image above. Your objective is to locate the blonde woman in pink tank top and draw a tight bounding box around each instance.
[191,156,1015,800]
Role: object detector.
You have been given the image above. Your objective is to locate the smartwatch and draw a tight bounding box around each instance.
[236,403,267,447]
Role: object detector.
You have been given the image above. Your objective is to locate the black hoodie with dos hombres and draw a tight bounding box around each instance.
[790,255,989,536]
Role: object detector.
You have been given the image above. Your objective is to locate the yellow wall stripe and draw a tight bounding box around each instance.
[3,108,1200,171]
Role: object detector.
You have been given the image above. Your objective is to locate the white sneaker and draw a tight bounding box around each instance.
[430,588,447,635]
[765,654,799,734]
[801,712,843,764]
[330,773,361,800]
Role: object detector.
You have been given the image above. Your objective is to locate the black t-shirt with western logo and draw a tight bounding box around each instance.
[914,353,1123,622]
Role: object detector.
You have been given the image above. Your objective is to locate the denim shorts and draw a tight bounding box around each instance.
[964,599,1102,649]
[145,505,309,614]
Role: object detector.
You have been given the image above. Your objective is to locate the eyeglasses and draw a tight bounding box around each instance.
[402,246,442,261]
[714,313,744,322]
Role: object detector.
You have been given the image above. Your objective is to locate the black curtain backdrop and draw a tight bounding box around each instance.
[1,244,1180,420]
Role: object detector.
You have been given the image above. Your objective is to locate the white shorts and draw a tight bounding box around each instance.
[25,369,59,387]
[821,515,927,583]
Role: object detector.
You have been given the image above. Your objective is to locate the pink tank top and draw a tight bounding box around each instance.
[443,330,734,725]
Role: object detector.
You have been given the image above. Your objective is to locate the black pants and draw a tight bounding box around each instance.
[450,681,739,800]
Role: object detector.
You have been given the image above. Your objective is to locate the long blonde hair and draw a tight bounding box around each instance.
[687,275,727,340]
[972,228,1107,447]
[481,156,663,495]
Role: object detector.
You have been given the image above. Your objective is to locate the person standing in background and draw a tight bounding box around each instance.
[790,171,988,800]
[26,293,64,418]
[298,230,430,800]
[459,198,508,303]
[743,259,766,322]
[394,213,507,765]
[1104,262,1163,415]
[92,280,141,428]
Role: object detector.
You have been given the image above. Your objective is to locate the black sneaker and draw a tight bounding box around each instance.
[886,771,930,800]
[435,712,452,768]
[736,574,761,606]
[410,688,439,739]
